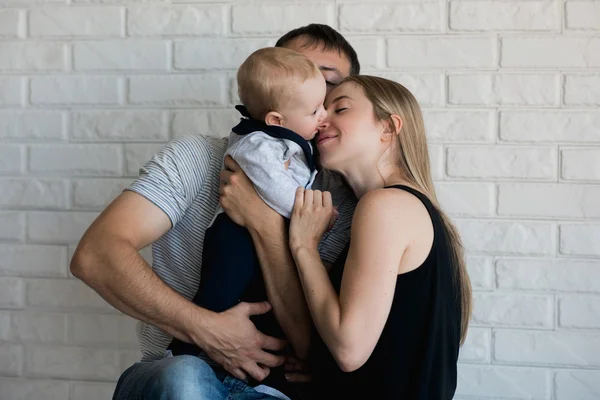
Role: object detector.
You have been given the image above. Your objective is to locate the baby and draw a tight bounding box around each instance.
[168,47,327,360]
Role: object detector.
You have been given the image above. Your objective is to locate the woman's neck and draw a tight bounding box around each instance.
[338,162,408,199]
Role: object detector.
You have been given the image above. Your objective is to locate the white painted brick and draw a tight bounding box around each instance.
[373,73,444,106]
[232,4,334,34]
[31,76,121,105]
[172,110,237,138]
[566,1,600,30]
[456,220,556,255]
[564,74,600,106]
[124,143,164,177]
[429,144,444,181]
[456,364,551,399]
[72,110,168,142]
[560,223,600,256]
[10,312,67,343]
[0,378,69,400]
[0,42,65,71]
[450,1,559,31]
[68,314,139,347]
[448,73,559,106]
[459,328,490,363]
[128,5,225,36]
[29,7,122,38]
[347,38,384,70]
[73,40,168,71]
[27,212,98,244]
[340,2,442,32]
[447,146,557,179]
[562,148,600,181]
[0,178,67,209]
[0,111,65,141]
[0,312,9,340]
[0,277,24,309]
[0,9,22,38]
[174,39,272,70]
[559,296,600,328]
[0,0,65,3]
[0,344,23,377]
[73,179,132,209]
[497,259,600,293]
[24,345,122,380]
[0,212,24,241]
[498,183,600,218]
[0,145,23,174]
[70,382,117,400]
[501,111,600,143]
[26,279,114,311]
[472,293,553,328]
[555,370,600,400]
[129,75,226,105]
[29,144,122,176]
[120,349,142,369]
[502,36,600,67]
[466,256,494,290]
[494,329,600,367]
[424,111,495,143]
[0,77,24,106]
[0,245,67,277]
[388,37,496,68]
[435,182,495,216]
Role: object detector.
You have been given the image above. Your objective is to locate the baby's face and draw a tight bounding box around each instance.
[279,74,327,140]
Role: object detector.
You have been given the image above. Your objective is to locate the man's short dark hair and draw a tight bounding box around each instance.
[276,24,360,76]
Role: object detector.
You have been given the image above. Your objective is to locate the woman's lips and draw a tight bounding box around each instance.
[317,135,337,146]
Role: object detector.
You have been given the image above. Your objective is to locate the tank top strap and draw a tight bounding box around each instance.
[385,184,435,213]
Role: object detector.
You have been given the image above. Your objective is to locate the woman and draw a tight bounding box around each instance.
[288,75,472,399]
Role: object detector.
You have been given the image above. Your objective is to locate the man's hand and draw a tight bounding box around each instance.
[219,156,275,230]
[193,301,287,382]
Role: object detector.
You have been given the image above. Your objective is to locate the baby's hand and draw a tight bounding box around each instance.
[327,206,339,232]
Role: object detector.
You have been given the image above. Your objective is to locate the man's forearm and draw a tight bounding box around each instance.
[248,214,312,360]
[72,236,215,345]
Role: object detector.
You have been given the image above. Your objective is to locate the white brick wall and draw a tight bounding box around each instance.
[0,1,598,398]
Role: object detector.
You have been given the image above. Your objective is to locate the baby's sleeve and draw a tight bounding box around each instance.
[228,132,310,219]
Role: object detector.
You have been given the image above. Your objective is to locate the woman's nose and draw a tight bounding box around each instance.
[318,118,330,131]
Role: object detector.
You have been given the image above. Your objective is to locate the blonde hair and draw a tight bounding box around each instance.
[344,75,472,345]
[237,47,320,120]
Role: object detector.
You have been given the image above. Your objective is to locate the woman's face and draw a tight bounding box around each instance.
[316,82,386,172]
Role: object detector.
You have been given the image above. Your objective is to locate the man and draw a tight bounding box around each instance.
[71,24,360,399]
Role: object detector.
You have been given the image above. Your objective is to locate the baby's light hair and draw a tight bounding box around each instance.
[237,47,321,120]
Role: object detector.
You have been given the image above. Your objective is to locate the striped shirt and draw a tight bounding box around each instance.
[126,134,357,362]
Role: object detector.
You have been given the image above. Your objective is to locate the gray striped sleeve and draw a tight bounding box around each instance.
[126,135,217,227]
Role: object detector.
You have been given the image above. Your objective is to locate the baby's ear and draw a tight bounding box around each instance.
[265,111,284,127]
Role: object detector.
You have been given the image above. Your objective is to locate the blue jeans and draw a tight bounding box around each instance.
[112,355,289,400]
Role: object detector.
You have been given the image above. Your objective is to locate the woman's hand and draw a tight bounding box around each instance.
[289,187,334,253]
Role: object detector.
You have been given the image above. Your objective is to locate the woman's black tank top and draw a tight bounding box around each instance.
[309,184,461,399]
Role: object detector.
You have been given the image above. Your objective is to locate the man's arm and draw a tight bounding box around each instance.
[71,191,285,381]
[71,136,286,382]
[220,156,313,360]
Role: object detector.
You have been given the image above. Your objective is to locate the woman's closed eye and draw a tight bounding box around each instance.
[335,107,348,114]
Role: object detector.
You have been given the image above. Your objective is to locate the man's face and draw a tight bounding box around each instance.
[283,37,352,95]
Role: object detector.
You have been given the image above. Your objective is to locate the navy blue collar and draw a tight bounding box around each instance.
[232,105,316,172]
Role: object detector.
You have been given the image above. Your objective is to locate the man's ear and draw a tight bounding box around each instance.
[265,111,284,127]
[382,115,403,141]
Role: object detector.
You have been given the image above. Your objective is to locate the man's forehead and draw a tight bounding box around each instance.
[282,38,351,77]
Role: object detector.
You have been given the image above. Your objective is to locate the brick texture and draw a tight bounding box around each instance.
[0,2,598,398]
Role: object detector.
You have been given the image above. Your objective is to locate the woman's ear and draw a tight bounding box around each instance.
[265,111,284,127]
[381,115,403,141]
